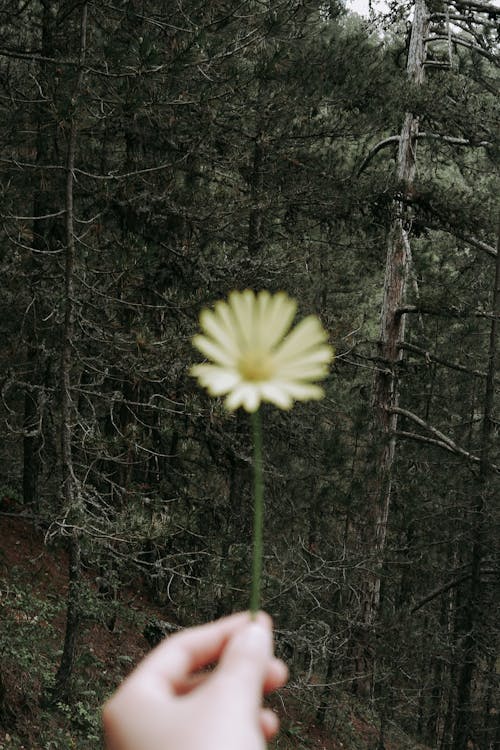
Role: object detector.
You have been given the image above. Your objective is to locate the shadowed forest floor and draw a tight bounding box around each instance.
[0,511,427,750]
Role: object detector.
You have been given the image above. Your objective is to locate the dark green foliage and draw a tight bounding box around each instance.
[0,0,498,747]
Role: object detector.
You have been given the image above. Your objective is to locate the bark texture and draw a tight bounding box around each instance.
[51,3,88,704]
[354,0,430,697]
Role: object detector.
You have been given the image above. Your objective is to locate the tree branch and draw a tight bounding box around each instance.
[411,573,471,613]
[461,233,497,258]
[357,132,491,175]
[397,304,497,320]
[427,34,499,64]
[399,341,491,380]
[392,407,500,472]
[448,0,500,16]
[431,13,497,28]
[395,430,470,456]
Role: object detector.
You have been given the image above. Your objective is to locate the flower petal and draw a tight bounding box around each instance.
[258,291,297,351]
[225,383,261,412]
[277,346,334,379]
[190,364,240,395]
[259,382,293,409]
[280,364,330,380]
[192,334,235,366]
[253,290,272,348]
[273,316,329,365]
[214,299,241,342]
[280,381,325,401]
[229,290,255,347]
[200,307,240,355]
[191,291,332,411]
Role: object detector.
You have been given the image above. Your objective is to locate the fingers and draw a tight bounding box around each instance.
[103,612,287,750]
[263,656,288,694]
[136,611,271,689]
[209,621,273,713]
[261,708,280,740]
[171,655,287,697]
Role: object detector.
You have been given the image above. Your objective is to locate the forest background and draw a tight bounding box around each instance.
[0,0,498,748]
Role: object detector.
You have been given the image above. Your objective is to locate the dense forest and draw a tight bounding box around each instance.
[0,0,498,748]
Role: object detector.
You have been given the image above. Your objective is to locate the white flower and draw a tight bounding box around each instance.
[190,290,334,412]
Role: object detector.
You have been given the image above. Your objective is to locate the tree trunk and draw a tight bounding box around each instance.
[451,221,500,750]
[51,531,82,702]
[354,0,430,697]
[480,646,498,750]
[247,130,265,256]
[22,376,40,509]
[51,3,88,704]
[426,656,443,745]
[22,0,59,508]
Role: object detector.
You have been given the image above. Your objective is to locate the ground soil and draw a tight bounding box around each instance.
[0,513,425,750]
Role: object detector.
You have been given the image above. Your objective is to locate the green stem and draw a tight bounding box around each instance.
[250,408,264,615]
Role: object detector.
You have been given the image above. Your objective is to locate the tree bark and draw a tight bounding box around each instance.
[247,130,265,256]
[51,530,82,702]
[451,220,500,750]
[22,0,58,508]
[51,2,88,704]
[353,0,430,697]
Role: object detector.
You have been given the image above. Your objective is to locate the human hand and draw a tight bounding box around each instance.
[102,611,288,750]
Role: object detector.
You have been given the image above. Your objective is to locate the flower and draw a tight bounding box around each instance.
[190,290,334,412]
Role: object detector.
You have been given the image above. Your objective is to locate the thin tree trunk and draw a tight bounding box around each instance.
[247,130,265,256]
[426,656,443,745]
[451,220,500,750]
[354,0,430,697]
[481,647,498,750]
[22,0,58,508]
[22,377,40,508]
[51,3,88,704]
[316,651,336,726]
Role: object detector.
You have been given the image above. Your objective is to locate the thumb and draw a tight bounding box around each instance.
[212,621,272,711]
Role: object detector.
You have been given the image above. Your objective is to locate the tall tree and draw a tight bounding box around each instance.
[354,0,430,697]
[51,0,88,704]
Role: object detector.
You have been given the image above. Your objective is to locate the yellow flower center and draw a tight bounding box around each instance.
[238,350,276,382]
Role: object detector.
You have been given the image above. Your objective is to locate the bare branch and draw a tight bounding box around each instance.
[395,430,475,457]
[427,34,499,64]
[357,132,491,175]
[356,136,400,175]
[392,407,500,472]
[448,0,500,16]
[411,573,471,613]
[461,233,497,258]
[2,209,66,221]
[431,13,497,28]
[397,304,497,320]
[418,132,492,148]
[399,342,491,379]
[0,156,178,181]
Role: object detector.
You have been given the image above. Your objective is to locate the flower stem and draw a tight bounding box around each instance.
[250,408,264,616]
